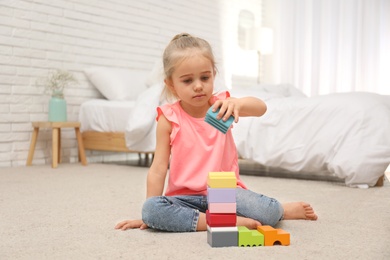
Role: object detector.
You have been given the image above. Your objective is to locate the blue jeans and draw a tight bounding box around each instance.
[142,188,283,232]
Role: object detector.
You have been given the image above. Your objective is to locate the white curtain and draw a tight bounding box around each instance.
[270,0,390,96]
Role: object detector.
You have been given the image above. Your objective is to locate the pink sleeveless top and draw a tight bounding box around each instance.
[156,92,247,196]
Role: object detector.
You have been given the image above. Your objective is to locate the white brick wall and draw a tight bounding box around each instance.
[0,0,262,167]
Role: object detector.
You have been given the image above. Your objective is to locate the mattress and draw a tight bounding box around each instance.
[79,99,135,132]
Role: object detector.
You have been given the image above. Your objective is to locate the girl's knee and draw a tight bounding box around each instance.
[142,196,161,224]
[142,196,173,226]
[236,188,283,227]
[142,197,157,212]
[264,200,284,226]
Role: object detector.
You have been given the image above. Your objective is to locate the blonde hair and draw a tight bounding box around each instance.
[162,33,217,101]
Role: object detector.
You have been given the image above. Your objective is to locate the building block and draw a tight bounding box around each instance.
[207,187,236,203]
[207,172,236,188]
[237,226,264,247]
[206,210,236,227]
[207,226,238,247]
[208,202,236,214]
[256,225,290,246]
[205,106,234,134]
[206,171,292,248]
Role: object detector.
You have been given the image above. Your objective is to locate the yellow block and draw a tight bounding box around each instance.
[207,172,237,188]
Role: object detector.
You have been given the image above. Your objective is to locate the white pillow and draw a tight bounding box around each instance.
[84,67,149,101]
[145,59,164,87]
[125,83,163,151]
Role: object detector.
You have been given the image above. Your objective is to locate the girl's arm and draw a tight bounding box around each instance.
[146,114,171,197]
[212,96,267,123]
[115,114,172,231]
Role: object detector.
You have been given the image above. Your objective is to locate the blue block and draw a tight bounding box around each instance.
[205,106,234,134]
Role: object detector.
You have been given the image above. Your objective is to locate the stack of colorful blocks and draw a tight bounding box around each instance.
[206,171,291,247]
[204,106,234,134]
[206,172,238,247]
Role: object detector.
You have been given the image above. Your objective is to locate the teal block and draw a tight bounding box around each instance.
[205,106,234,134]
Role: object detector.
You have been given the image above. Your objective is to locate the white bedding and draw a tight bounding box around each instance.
[79,99,135,132]
[231,87,390,188]
[79,84,163,153]
[79,83,390,187]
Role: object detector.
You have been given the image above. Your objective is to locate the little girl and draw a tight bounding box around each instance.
[115,33,317,232]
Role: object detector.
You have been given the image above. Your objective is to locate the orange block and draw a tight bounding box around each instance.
[256,225,290,246]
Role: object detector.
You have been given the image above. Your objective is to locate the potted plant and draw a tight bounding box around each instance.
[38,69,77,122]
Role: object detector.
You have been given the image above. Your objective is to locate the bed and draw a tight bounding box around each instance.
[79,88,158,155]
[230,85,390,188]
[80,67,390,188]
[80,67,158,157]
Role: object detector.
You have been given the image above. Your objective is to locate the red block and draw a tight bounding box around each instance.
[206,210,236,227]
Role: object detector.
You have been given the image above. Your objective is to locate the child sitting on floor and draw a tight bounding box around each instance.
[115,33,317,232]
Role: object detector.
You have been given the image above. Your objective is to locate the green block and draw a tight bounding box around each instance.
[238,226,264,247]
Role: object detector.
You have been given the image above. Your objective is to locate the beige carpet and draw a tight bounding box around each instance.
[1,163,389,260]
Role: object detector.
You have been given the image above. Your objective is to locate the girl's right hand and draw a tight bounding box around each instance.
[114,219,149,230]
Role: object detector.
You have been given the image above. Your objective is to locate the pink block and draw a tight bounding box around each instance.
[208,202,236,214]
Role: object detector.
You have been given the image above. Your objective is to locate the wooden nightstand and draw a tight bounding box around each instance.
[26,121,88,168]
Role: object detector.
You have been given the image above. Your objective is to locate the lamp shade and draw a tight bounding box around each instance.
[250,27,273,55]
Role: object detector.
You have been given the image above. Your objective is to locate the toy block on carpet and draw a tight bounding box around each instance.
[257,225,290,246]
[207,226,238,247]
[207,171,238,247]
[206,172,291,248]
[238,226,264,247]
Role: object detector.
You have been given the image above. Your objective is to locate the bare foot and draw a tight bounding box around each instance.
[236,216,262,229]
[282,202,318,220]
